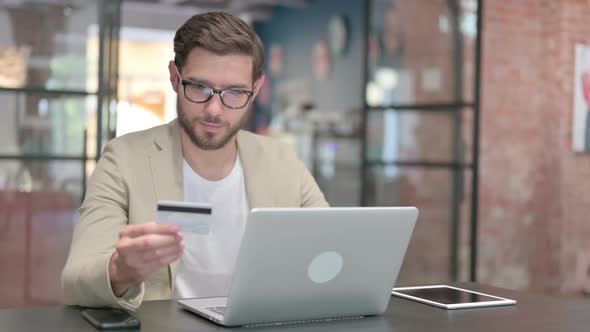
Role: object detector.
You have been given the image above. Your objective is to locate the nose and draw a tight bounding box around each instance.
[202,92,224,117]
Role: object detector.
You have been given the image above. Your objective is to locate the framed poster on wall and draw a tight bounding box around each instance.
[572,44,590,152]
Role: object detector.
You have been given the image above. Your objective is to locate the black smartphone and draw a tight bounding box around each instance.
[81,308,141,330]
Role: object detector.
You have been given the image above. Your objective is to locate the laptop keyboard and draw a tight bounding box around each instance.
[206,306,226,316]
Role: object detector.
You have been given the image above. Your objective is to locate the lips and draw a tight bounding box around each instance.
[200,121,224,133]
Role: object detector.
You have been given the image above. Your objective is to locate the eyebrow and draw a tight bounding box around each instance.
[184,76,251,90]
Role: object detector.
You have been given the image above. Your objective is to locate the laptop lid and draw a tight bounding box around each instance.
[215,207,418,326]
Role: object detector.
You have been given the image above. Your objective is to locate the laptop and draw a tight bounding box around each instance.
[178,207,418,327]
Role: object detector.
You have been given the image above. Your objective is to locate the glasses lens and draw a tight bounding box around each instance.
[185,83,212,102]
[222,90,250,109]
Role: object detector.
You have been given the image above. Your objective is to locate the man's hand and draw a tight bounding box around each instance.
[108,222,184,297]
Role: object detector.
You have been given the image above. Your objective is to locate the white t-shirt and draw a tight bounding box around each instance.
[173,155,249,299]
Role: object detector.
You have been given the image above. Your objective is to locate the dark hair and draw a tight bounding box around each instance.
[173,12,265,82]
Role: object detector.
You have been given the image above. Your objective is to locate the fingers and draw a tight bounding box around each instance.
[143,250,183,269]
[110,222,186,287]
[119,222,180,238]
[140,241,185,262]
[129,250,182,281]
[111,240,184,286]
[117,232,183,253]
[126,252,182,283]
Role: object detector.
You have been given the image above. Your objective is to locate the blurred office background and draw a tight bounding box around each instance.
[0,0,589,308]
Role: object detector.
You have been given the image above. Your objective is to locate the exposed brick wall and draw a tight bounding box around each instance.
[396,0,456,103]
[480,0,590,295]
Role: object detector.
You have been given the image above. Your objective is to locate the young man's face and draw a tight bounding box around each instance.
[171,47,263,150]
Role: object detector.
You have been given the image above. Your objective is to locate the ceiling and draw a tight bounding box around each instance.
[0,0,308,23]
[125,0,308,22]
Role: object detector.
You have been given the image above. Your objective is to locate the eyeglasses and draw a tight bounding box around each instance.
[175,66,254,109]
[180,80,254,109]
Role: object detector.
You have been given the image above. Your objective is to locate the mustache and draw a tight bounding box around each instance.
[198,114,223,125]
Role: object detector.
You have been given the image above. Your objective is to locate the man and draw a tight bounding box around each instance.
[61,12,328,311]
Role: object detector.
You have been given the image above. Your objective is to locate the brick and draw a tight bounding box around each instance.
[479,0,590,295]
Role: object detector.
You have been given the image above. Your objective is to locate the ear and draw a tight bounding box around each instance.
[252,73,266,100]
[168,60,179,93]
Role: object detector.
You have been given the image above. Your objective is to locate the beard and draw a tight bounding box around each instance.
[177,101,249,151]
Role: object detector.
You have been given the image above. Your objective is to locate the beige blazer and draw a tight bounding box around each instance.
[61,119,328,310]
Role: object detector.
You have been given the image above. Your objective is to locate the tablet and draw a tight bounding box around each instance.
[391,285,517,309]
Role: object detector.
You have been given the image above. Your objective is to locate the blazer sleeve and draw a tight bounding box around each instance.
[61,141,145,310]
[297,158,330,208]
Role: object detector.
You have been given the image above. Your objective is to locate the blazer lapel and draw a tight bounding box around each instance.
[237,131,276,208]
[149,119,183,293]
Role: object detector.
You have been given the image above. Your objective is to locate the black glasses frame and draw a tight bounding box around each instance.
[180,79,254,109]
